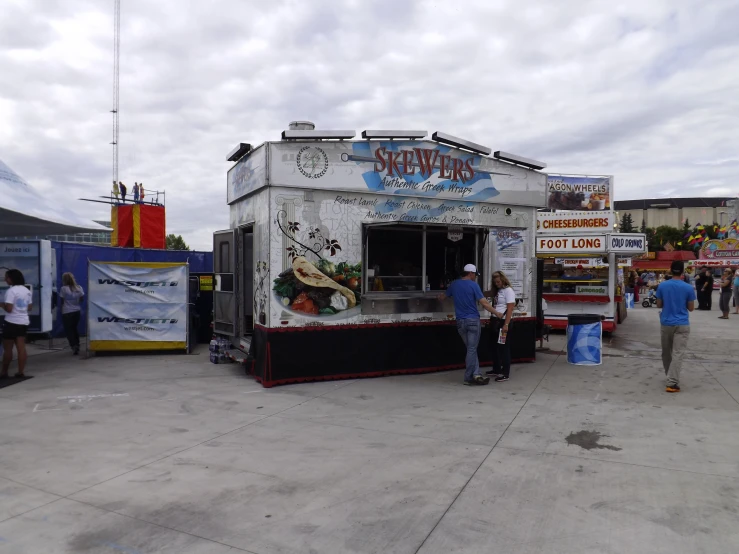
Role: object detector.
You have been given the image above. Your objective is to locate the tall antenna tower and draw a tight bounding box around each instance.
[111,0,120,184]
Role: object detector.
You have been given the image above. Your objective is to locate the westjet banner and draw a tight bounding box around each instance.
[88,262,188,350]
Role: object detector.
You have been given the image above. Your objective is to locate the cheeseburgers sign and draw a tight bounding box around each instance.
[537,211,614,233]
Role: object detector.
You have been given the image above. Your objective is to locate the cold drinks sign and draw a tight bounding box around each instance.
[608,234,646,253]
[537,234,607,254]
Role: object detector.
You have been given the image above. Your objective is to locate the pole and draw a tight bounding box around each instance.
[111,0,120,184]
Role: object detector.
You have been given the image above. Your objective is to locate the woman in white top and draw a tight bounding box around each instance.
[60,272,85,355]
[485,270,516,382]
[2,269,33,378]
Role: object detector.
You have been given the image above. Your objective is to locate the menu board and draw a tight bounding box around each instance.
[546,175,612,211]
[490,229,527,298]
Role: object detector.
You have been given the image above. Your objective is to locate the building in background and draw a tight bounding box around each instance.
[728,199,739,225]
[27,220,112,245]
[614,197,737,228]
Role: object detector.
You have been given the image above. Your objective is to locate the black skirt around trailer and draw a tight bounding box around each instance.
[246,317,536,387]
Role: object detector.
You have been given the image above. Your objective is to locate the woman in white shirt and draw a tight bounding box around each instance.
[60,272,85,355]
[485,270,516,382]
[2,269,33,378]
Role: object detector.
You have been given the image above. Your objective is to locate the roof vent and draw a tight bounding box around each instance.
[289,121,315,131]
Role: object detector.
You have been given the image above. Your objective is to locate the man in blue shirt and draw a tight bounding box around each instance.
[438,264,496,386]
[656,260,696,393]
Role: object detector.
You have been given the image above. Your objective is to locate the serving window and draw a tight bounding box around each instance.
[365,224,482,293]
[366,226,423,292]
[541,258,609,294]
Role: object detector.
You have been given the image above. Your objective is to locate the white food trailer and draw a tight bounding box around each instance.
[215,123,548,386]
[536,230,647,332]
[0,240,56,334]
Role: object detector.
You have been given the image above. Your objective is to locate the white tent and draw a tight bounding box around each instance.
[0,158,111,238]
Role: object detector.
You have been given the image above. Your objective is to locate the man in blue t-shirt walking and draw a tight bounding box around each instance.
[438,264,496,386]
[656,260,696,393]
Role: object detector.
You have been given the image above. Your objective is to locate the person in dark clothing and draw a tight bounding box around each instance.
[701,267,714,310]
[60,272,84,354]
[485,271,516,382]
[718,268,733,319]
[695,268,706,309]
[119,181,127,202]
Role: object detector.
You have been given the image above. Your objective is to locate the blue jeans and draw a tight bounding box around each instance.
[456,318,481,381]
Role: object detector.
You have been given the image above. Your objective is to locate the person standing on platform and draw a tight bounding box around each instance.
[1,269,32,379]
[119,181,127,203]
[656,261,696,393]
[139,183,145,203]
[60,272,84,355]
[485,271,516,382]
[112,181,120,203]
[133,183,140,203]
[438,264,496,386]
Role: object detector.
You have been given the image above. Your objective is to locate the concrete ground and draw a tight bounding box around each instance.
[0,304,738,553]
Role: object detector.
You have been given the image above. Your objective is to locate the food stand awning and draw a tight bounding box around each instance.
[0,158,110,237]
[632,261,674,271]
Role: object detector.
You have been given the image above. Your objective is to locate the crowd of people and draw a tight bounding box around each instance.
[111,181,156,204]
[691,266,739,317]
[632,267,739,317]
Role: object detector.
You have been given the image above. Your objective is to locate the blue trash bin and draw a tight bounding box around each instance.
[566,314,602,365]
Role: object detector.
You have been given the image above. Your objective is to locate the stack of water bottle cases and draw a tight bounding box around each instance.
[209,336,233,364]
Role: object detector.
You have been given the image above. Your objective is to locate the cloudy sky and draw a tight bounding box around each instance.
[1,0,738,249]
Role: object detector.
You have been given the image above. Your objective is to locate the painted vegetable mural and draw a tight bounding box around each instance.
[274,210,362,316]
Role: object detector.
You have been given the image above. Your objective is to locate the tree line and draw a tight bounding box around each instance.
[618,213,720,251]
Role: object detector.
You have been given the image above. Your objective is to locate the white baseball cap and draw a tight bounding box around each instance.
[463,264,478,274]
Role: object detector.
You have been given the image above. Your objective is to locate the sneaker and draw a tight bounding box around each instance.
[494,375,509,382]
[463,380,475,386]
[485,370,501,377]
[473,375,490,385]
[666,385,680,393]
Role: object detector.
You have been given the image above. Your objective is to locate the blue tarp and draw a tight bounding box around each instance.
[51,242,213,337]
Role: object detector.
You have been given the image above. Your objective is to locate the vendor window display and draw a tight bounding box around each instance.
[542,259,608,294]
[366,225,481,292]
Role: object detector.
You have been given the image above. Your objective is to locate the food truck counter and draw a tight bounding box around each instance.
[362,293,449,314]
[249,315,538,387]
[362,290,454,311]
